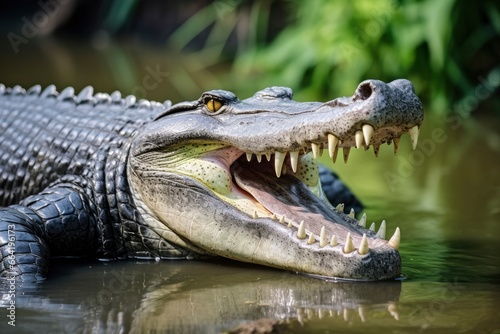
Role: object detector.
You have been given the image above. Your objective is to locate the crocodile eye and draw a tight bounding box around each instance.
[205,98,223,113]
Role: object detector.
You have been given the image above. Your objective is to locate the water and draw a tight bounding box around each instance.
[1,39,500,333]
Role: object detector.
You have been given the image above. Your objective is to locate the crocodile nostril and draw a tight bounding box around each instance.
[356,82,373,100]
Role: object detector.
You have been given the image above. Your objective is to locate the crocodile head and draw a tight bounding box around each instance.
[128,79,423,280]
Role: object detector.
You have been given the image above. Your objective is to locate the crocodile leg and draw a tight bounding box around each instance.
[0,184,98,281]
[0,206,50,281]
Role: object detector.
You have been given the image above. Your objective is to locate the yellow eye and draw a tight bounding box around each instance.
[206,98,223,112]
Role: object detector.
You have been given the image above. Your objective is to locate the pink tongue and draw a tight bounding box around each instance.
[232,164,351,235]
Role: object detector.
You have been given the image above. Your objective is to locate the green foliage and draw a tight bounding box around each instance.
[101,0,139,34]
[168,0,274,66]
[230,0,499,114]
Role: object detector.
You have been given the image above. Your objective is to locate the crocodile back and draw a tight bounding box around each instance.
[0,85,167,206]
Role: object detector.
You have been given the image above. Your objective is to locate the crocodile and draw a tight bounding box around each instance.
[0,79,423,282]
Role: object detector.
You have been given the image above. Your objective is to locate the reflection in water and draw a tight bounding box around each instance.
[1,259,401,333]
[3,258,499,333]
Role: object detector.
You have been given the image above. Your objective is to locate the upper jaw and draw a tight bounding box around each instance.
[214,79,423,157]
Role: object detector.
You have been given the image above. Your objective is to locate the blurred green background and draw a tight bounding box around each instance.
[0,0,498,115]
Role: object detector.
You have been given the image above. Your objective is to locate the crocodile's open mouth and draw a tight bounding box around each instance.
[165,124,419,256]
[229,151,369,249]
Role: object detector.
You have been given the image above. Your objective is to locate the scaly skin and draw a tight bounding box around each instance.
[0,80,423,281]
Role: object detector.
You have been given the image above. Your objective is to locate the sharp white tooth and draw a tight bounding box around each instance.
[271,213,277,221]
[297,220,307,239]
[282,164,287,175]
[331,147,339,163]
[328,134,339,158]
[358,233,369,255]
[307,233,315,245]
[319,226,327,248]
[279,215,286,223]
[408,125,419,150]
[336,203,344,212]
[376,220,386,239]
[343,232,355,253]
[362,124,374,146]
[311,143,321,159]
[288,221,293,228]
[246,153,253,162]
[388,227,400,250]
[274,152,286,178]
[253,211,258,219]
[358,213,367,228]
[256,154,262,162]
[355,130,364,149]
[289,150,299,173]
[393,137,401,154]
[266,152,271,161]
[369,222,376,231]
[348,208,355,219]
[343,147,350,163]
[330,235,338,247]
